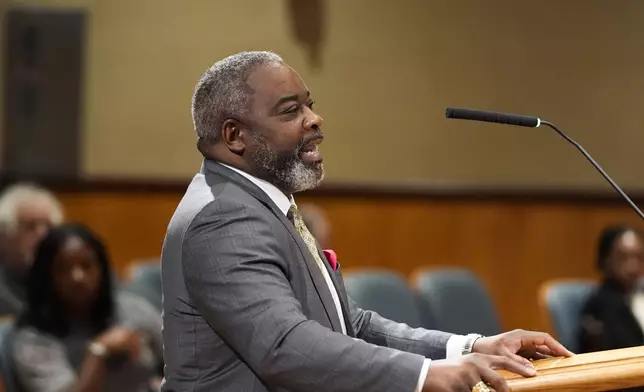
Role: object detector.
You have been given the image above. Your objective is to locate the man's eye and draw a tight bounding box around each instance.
[283,106,298,114]
[307,101,315,109]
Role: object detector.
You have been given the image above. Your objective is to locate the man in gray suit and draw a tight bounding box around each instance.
[160,51,572,392]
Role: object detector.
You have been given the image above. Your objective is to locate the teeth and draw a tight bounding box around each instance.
[300,144,320,160]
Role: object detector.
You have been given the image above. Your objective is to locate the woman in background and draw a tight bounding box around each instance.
[578,225,644,354]
[11,223,163,392]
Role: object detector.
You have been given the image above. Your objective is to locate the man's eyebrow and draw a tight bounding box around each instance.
[273,91,311,108]
[274,94,299,107]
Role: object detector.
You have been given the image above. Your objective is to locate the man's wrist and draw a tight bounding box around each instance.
[462,333,484,355]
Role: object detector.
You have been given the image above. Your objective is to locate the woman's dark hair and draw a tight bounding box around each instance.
[597,224,642,271]
[19,223,115,337]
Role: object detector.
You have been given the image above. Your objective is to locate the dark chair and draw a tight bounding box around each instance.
[0,317,22,392]
[539,279,597,353]
[126,259,162,312]
[411,267,502,336]
[343,269,422,328]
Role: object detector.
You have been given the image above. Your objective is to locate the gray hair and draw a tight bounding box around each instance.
[0,183,64,234]
[191,51,284,142]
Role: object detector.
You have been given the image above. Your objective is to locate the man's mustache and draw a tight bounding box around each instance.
[297,132,324,150]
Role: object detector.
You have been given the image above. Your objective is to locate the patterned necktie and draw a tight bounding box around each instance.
[288,203,347,334]
[288,204,329,274]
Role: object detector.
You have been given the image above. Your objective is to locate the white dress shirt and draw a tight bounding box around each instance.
[221,163,469,392]
[631,291,644,332]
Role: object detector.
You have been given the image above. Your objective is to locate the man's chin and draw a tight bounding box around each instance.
[309,161,323,174]
[309,162,324,184]
[292,164,324,193]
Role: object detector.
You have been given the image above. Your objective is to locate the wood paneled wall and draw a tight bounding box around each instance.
[50,183,644,334]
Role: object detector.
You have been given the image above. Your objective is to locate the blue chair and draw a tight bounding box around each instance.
[0,317,22,392]
[539,279,597,353]
[127,260,162,311]
[411,268,502,336]
[343,269,422,328]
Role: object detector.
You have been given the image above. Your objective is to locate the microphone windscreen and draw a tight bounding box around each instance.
[446,108,540,128]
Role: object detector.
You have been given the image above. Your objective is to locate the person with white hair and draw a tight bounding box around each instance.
[0,182,64,316]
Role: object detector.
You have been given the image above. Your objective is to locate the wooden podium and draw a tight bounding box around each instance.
[486,346,644,391]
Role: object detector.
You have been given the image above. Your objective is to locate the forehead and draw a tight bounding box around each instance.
[246,62,308,105]
[56,237,95,262]
[617,231,643,250]
[16,199,54,220]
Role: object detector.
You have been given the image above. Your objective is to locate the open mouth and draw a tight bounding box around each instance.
[299,138,323,163]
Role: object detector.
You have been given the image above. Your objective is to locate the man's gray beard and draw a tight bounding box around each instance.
[251,135,324,194]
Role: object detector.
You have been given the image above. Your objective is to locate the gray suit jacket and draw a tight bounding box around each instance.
[160,159,453,392]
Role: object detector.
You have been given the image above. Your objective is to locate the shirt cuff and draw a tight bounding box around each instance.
[446,334,469,358]
[415,358,432,392]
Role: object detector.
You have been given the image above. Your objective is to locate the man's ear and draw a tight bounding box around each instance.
[221,119,248,155]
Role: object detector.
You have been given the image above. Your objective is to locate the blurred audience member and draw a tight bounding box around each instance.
[299,203,332,249]
[0,183,64,316]
[12,223,163,392]
[579,225,644,353]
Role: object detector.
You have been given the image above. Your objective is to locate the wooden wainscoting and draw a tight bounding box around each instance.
[43,179,644,334]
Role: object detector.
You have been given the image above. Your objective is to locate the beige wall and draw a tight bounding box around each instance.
[5,0,644,190]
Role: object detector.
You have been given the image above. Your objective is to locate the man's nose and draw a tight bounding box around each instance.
[303,108,323,130]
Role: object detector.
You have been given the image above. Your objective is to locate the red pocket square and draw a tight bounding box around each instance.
[322,249,338,271]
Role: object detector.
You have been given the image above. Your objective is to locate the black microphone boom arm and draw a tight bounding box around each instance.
[445,108,644,221]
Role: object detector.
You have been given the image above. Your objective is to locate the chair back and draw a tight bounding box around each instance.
[343,269,422,327]
[411,267,502,336]
[0,317,22,392]
[127,260,162,311]
[539,279,597,353]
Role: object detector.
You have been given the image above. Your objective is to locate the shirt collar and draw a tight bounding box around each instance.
[219,163,293,216]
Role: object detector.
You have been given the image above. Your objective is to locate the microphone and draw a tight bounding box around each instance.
[445,107,644,221]
[445,108,541,128]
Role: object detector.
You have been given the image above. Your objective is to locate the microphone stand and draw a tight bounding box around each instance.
[541,120,644,221]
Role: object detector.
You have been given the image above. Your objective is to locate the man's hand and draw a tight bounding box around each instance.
[422,353,535,392]
[472,329,574,370]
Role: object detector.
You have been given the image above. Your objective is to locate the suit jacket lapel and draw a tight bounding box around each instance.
[290,233,344,333]
[204,160,344,333]
[316,247,356,336]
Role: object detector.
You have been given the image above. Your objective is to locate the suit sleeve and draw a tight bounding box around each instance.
[347,296,452,359]
[182,200,425,392]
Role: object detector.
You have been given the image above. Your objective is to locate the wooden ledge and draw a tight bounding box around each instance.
[500,346,644,392]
